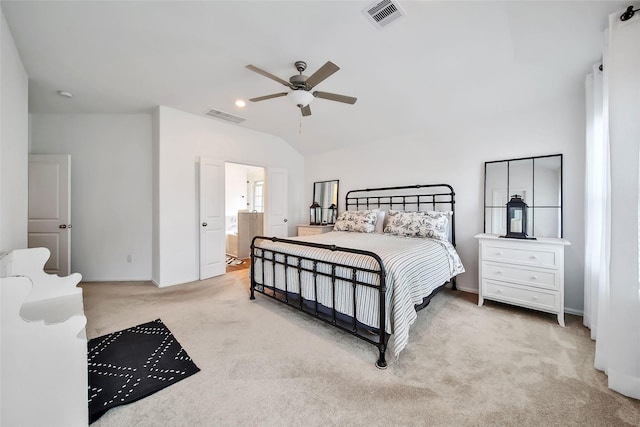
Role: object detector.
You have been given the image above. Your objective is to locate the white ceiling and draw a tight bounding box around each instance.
[1,1,627,155]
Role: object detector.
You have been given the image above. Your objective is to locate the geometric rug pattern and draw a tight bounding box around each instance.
[87,319,200,424]
[226,255,245,266]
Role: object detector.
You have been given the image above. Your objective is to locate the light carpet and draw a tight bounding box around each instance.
[81,272,640,426]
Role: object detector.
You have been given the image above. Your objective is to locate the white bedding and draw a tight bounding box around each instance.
[252,231,464,357]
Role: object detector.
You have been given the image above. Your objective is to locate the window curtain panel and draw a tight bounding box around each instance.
[584,7,640,399]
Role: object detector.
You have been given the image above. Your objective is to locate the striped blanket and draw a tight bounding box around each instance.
[253,231,464,357]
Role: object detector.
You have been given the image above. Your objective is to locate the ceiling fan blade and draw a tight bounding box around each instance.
[301,105,312,116]
[249,92,288,102]
[245,65,291,87]
[313,91,357,105]
[305,61,340,89]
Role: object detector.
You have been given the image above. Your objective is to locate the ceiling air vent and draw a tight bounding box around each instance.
[362,0,406,30]
[204,108,246,124]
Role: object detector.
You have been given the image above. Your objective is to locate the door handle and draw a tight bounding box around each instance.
[202,222,207,227]
[283,219,288,223]
[59,224,67,229]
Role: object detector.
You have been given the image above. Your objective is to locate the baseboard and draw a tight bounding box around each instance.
[565,307,584,316]
[455,286,478,294]
[80,278,152,283]
[454,286,584,317]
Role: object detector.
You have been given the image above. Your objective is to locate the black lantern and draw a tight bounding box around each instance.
[309,201,321,225]
[327,204,337,225]
[504,194,533,239]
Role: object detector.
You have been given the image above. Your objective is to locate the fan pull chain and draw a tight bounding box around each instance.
[299,119,303,135]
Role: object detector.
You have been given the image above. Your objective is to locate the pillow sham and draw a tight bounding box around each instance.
[333,209,379,233]
[383,210,449,240]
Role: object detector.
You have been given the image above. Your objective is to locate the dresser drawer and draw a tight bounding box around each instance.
[297,225,333,236]
[482,242,559,269]
[298,228,319,236]
[482,261,559,291]
[483,279,559,312]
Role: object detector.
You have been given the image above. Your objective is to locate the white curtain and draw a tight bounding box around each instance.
[584,8,640,399]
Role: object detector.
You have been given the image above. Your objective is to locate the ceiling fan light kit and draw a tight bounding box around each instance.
[246,60,357,117]
[288,90,313,108]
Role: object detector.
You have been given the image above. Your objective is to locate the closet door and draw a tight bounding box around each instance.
[28,154,71,277]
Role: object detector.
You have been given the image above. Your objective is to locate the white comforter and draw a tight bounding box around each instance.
[253,231,464,357]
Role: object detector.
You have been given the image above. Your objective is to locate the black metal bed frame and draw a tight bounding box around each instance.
[250,184,456,369]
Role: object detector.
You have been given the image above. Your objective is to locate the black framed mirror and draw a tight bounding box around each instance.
[313,180,339,224]
[484,154,563,238]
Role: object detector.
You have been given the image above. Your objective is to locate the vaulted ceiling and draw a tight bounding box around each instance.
[1,1,627,155]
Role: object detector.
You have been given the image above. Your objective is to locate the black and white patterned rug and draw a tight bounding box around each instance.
[226,255,245,266]
[87,319,200,423]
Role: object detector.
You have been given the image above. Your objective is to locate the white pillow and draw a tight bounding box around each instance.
[333,209,379,233]
[374,209,386,233]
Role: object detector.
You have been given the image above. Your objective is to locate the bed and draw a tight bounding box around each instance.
[250,184,464,368]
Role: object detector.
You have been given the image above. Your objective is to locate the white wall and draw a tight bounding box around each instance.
[29,114,153,281]
[154,106,304,287]
[226,163,249,215]
[0,9,28,252]
[305,93,586,313]
[225,162,265,215]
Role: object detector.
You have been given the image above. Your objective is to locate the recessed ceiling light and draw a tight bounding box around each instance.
[235,99,246,108]
[56,90,73,98]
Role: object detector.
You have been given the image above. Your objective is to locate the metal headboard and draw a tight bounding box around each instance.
[344,184,456,246]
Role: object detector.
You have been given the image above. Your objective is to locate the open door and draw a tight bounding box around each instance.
[265,167,288,237]
[199,157,226,279]
[28,154,71,276]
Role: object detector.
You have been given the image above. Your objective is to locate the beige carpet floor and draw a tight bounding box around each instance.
[81,272,640,426]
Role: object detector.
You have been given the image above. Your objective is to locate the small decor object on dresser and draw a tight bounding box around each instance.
[309,201,322,225]
[327,203,337,224]
[475,233,570,326]
[504,195,534,239]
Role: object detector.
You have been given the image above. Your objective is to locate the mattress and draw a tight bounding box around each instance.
[252,231,464,357]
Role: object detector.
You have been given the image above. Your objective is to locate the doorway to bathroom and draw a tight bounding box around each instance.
[225,162,265,271]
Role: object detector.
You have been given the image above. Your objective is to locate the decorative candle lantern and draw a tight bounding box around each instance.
[327,203,337,225]
[309,201,321,225]
[505,195,529,239]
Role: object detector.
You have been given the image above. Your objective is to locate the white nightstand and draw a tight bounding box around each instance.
[297,224,334,236]
[475,233,571,326]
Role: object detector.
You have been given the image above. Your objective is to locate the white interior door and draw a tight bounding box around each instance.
[28,154,71,276]
[199,157,225,279]
[265,167,288,237]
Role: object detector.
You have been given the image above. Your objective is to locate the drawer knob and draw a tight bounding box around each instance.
[496,270,503,275]
[532,296,539,301]
[497,289,503,294]
[531,255,538,260]
[496,252,503,256]
[531,276,537,280]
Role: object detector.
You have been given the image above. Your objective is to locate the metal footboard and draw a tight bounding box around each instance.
[250,236,390,369]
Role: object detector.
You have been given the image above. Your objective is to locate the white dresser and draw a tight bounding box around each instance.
[297,224,334,236]
[475,233,570,326]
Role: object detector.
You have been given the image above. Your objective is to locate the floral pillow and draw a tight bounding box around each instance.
[333,209,379,233]
[383,210,450,240]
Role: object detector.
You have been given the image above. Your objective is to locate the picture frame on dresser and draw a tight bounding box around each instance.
[484,154,563,239]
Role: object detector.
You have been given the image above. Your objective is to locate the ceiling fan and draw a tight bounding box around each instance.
[245,60,357,117]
